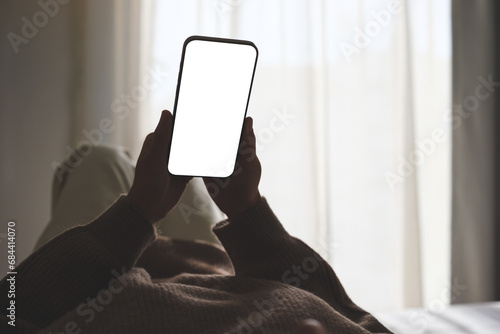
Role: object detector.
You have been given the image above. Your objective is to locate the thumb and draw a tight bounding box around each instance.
[246,117,256,150]
[238,117,257,163]
[292,320,328,334]
[136,133,155,164]
[153,110,173,157]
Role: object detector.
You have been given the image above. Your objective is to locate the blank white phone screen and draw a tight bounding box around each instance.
[168,38,258,177]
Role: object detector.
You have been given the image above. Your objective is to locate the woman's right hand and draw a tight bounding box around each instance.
[203,117,262,220]
[292,319,328,334]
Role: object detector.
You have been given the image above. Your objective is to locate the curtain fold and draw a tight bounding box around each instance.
[70,0,151,159]
[400,0,423,308]
[451,0,500,303]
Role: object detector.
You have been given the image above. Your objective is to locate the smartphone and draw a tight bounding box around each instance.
[167,36,258,177]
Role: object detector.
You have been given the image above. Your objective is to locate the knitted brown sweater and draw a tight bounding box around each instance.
[0,196,391,333]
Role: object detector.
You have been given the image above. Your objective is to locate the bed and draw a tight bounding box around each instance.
[375,302,500,333]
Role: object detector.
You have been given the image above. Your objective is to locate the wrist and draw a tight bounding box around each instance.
[226,192,262,221]
[126,192,155,224]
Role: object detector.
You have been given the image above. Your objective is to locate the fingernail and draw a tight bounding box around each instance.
[162,110,173,123]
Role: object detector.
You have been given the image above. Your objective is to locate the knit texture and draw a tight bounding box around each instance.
[0,196,392,333]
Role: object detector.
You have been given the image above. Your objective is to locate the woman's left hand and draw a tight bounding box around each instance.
[127,110,191,223]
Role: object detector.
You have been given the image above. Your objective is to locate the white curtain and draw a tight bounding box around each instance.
[72,0,153,158]
[79,0,451,312]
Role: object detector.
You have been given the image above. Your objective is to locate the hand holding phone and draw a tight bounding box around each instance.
[128,110,192,222]
[203,116,262,220]
[168,36,259,177]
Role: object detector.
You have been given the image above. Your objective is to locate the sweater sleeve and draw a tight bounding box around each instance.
[0,195,156,329]
[213,197,392,333]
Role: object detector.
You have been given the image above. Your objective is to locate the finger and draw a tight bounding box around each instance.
[170,175,193,188]
[239,117,252,147]
[238,117,257,163]
[153,110,173,157]
[247,117,256,150]
[243,116,252,136]
[137,133,155,164]
[291,319,328,334]
[154,109,171,134]
[202,177,220,198]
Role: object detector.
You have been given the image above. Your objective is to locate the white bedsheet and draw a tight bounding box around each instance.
[375,302,500,334]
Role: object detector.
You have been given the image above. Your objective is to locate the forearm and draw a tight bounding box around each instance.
[0,196,156,328]
[214,197,391,332]
[214,198,351,306]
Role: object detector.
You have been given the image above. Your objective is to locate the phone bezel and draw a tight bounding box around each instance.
[168,35,259,178]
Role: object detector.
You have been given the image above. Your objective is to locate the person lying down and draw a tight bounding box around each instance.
[0,110,392,334]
